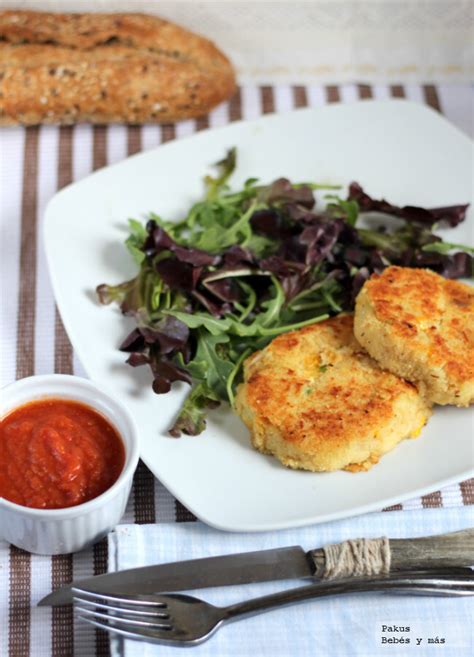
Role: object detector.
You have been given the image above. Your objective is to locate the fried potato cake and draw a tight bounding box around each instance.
[235,314,431,472]
[354,266,474,407]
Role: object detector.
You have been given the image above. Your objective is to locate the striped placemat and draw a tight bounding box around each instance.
[0,83,473,657]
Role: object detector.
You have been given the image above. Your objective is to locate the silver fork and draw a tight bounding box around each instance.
[74,569,474,646]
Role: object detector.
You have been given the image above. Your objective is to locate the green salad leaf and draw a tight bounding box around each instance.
[97,149,471,436]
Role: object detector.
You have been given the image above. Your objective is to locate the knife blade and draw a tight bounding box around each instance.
[38,527,474,606]
[38,546,314,606]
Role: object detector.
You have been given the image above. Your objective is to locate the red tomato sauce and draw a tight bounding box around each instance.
[0,399,125,509]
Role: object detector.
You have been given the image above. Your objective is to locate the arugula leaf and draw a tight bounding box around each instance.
[205,148,237,200]
[257,277,285,327]
[325,194,359,226]
[168,382,220,437]
[422,241,474,255]
[192,200,258,252]
[187,330,234,400]
[166,311,231,336]
[125,219,147,264]
[244,232,277,258]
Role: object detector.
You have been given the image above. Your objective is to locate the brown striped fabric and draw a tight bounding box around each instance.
[228,88,243,122]
[16,127,39,381]
[195,115,210,131]
[423,84,442,112]
[9,126,39,657]
[54,126,74,376]
[93,125,108,171]
[8,547,31,657]
[260,85,275,113]
[133,461,157,524]
[383,504,403,512]
[51,555,74,657]
[57,126,73,191]
[460,479,474,505]
[127,125,142,156]
[53,306,71,373]
[161,124,176,143]
[421,491,443,508]
[390,84,405,98]
[175,499,197,522]
[292,85,308,108]
[357,84,373,99]
[325,85,340,103]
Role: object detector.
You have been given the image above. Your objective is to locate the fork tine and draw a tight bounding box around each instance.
[76,606,172,630]
[77,614,173,643]
[73,597,169,618]
[72,587,167,607]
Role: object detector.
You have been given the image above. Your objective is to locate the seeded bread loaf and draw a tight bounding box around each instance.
[0,10,236,125]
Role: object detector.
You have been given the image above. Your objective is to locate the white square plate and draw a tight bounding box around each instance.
[44,100,474,531]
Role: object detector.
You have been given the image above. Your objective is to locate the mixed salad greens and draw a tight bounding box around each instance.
[97,149,472,436]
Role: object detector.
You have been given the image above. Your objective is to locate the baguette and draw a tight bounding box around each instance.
[0,10,236,125]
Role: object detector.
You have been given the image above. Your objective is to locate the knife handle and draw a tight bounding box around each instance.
[389,528,474,571]
[309,528,474,578]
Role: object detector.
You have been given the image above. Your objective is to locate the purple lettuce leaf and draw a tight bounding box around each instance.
[283,203,322,224]
[348,182,469,227]
[191,290,231,316]
[126,353,150,367]
[144,221,220,266]
[412,251,473,279]
[155,260,203,292]
[300,221,343,266]
[202,277,242,303]
[250,208,288,239]
[222,245,255,267]
[150,358,193,394]
[257,178,315,208]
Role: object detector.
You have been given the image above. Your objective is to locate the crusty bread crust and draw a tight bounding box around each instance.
[0,10,236,125]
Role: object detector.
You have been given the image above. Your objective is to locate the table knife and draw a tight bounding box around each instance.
[38,527,474,606]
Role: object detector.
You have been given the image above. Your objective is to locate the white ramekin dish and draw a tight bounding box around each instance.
[0,374,140,555]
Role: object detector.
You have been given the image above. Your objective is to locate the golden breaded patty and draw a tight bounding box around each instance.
[235,314,431,472]
[354,266,474,406]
